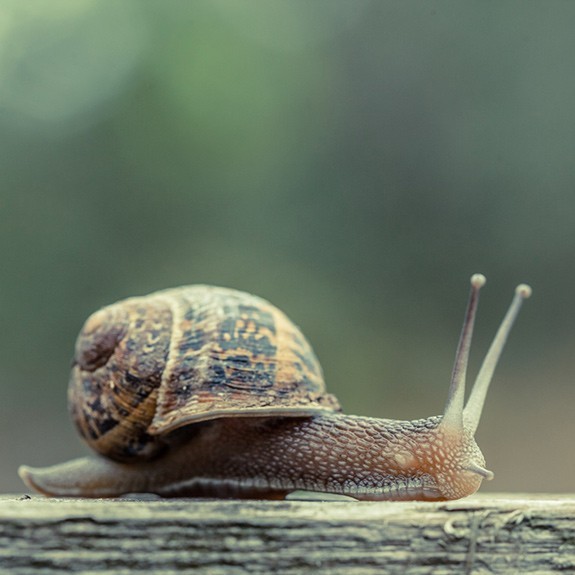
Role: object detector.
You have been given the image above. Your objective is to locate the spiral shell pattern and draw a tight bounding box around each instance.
[69,286,340,461]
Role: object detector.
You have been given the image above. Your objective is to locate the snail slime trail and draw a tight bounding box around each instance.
[19,277,531,500]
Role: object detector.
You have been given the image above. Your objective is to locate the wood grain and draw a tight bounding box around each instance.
[1,494,574,574]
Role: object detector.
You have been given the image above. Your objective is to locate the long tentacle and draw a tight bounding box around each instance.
[441,274,485,432]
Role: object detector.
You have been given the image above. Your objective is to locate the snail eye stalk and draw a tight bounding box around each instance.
[441,275,531,436]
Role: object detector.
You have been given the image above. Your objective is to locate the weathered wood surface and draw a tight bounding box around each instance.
[0,494,574,574]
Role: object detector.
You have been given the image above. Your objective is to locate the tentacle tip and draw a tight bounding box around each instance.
[482,469,495,481]
[470,273,486,289]
[516,284,532,299]
[465,463,495,481]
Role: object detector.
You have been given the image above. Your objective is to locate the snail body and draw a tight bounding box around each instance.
[19,277,531,501]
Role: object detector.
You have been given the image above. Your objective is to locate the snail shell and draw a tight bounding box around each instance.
[69,285,340,462]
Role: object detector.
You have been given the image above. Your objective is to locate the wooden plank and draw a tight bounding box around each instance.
[1,494,574,574]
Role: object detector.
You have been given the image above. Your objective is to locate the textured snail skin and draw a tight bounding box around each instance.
[20,413,485,501]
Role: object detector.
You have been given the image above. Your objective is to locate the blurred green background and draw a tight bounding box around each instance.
[1,1,574,495]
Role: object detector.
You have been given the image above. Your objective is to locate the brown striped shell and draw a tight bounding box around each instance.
[68,285,340,462]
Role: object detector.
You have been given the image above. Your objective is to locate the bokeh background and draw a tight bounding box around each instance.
[1,1,574,495]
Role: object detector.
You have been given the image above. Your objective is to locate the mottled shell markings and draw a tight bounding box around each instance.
[150,286,339,434]
[68,285,340,462]
[69,300,173,461]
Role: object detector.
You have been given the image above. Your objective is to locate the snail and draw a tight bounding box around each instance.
[19,274,531,501]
